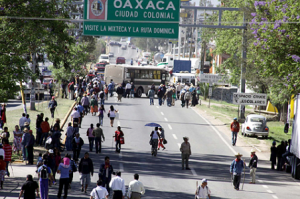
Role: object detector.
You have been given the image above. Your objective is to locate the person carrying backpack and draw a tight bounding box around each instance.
[37,160,52,199]
[195,179,211,199]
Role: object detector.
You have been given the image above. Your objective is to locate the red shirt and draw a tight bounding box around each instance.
[115,130,124,141]
[231,121,240,132]
[0,160,6,170]
[3,144,12,162]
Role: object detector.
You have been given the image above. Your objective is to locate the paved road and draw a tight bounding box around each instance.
[108,42,139,65]
[3,94,300,199]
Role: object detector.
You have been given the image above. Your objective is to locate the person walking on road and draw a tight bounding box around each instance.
[40,117,50,146]
[65,123,74,151]
[130,82,135,98]
[92,123,105,154]
[180,136,191,170]
[148,89,155,105]
[150,127,160,156]
[157,85,164,106]
[116,84,124,102]
[127,173,145,199]
[114,126,124,153]
[87,124,95,152]
[99,91,105,105]
[57,155,72,199]
[248,149,258,184]
[81,94,90,115]
[230,118,240,146]
[109,171,125,199]
[99,156,114,196]
[230,153,245,190]
[108,106,118,127]
[72,133,84,162]
[195,178,211,199]
[37,160,52,199]
[19,174,39,199]
[270,141,277,170]
[184,90,191,108]
[108,80,114,97]
[48,96,58,118]
[71,107,81,127]
[98,105,106,126]
[19,113,27,131]
[90,180,109,199]
[158,127,166,150]
[79,152,94,194]
[90,97,98,116]
[125,81,131,98]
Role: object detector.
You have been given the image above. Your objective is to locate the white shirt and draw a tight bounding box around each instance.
[71,110,80,119]
[109,176,125,196]
[196,185,211,199]
[125,83,131,89]
[19,117,27,127]
[128,180,145,198]
[90,186,108,199]
[0,148,5,160]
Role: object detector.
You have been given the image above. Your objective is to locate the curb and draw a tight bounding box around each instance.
[60,101,77,130]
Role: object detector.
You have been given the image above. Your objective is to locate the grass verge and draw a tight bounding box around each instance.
[5,98,74,162]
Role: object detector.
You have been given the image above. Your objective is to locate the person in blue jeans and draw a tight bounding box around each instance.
[230,153,245,190]
[57,156,71,199]
[38,160,52,199]
[230,118,240,146]
[148,89,155,105]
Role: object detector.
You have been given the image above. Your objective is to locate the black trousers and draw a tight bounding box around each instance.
[57,178,69,199]
[113,190,123,199]
[50,108,55,118]
[233,174,241,189]
[73,148,81,161]
[27,145,34,164]
[116,140,121,152]
[95,137,102,153]
[101,178,111,195]
[69,172,73,184]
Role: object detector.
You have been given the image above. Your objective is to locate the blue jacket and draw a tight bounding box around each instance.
[21,132,30,146]
[48,100,57,109]
[230,159,244,174]
[108,83,114,91]
[99,163,114,181]
[77,105,84,113]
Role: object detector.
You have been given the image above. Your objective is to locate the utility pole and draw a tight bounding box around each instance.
[200,41,206,72]
[240,17,247,119]
[30,53,36,110]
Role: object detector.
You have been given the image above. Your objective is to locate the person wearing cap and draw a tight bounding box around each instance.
[230,153,245,190]
[230,118,240,146]
[48,96,58,119]
[19,174,39,199]
[21,128,30,162]
[195,179,211,199]
[109,171,125,199]
[180,137,191,170]
[26,130,35,165]
[248,149,258,184]
[270,141,277,170]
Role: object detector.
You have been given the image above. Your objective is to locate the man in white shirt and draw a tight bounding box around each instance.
[71,107,81,125]
[109,171,125,199]
[19,113,27,131]
[195,179,211,199]
[90,180,108,199]
[125,82,132,98]
[127,174,145,199]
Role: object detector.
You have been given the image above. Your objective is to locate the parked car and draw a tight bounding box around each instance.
[241,114,269,138]
[121,45,127,50]
[116,57,126,64]
[109,52,114,57]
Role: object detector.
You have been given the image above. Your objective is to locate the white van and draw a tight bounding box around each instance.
[99,54,110,64]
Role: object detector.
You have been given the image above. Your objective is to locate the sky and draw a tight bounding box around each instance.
[191,0,220,6]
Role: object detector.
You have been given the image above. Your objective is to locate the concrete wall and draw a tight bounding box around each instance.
[211,87,238,103]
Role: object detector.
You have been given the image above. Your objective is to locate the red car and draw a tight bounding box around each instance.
[116,57,126,64]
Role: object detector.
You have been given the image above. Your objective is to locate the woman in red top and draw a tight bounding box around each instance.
[3,140,11,177]
[0,155,6,189]
[114,126,124,153]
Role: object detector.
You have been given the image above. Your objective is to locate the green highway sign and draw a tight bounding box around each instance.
[84,0,180,22]
[83,21,179,39]
[83,0,179,38]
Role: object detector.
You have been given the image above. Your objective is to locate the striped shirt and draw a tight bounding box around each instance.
[3,144,12,162]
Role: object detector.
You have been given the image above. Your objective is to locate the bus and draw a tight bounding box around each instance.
[104,64,169,97]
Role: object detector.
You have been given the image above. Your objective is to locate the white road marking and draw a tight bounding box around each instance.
[119,153,122,159]
[267,190,273,193]
[177,143,181,148]
[272,195,278,199]
[192,108,237,155]
[251,144,262,152]
[191,168,197,176]
[262,185,268,189]
[172,134,178,139]
[164,118,168,121]
[120,163,124,171]
[156,106,159,108]
[168,124,172,130]
[161,112,164,115]
[117,121,121,126]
